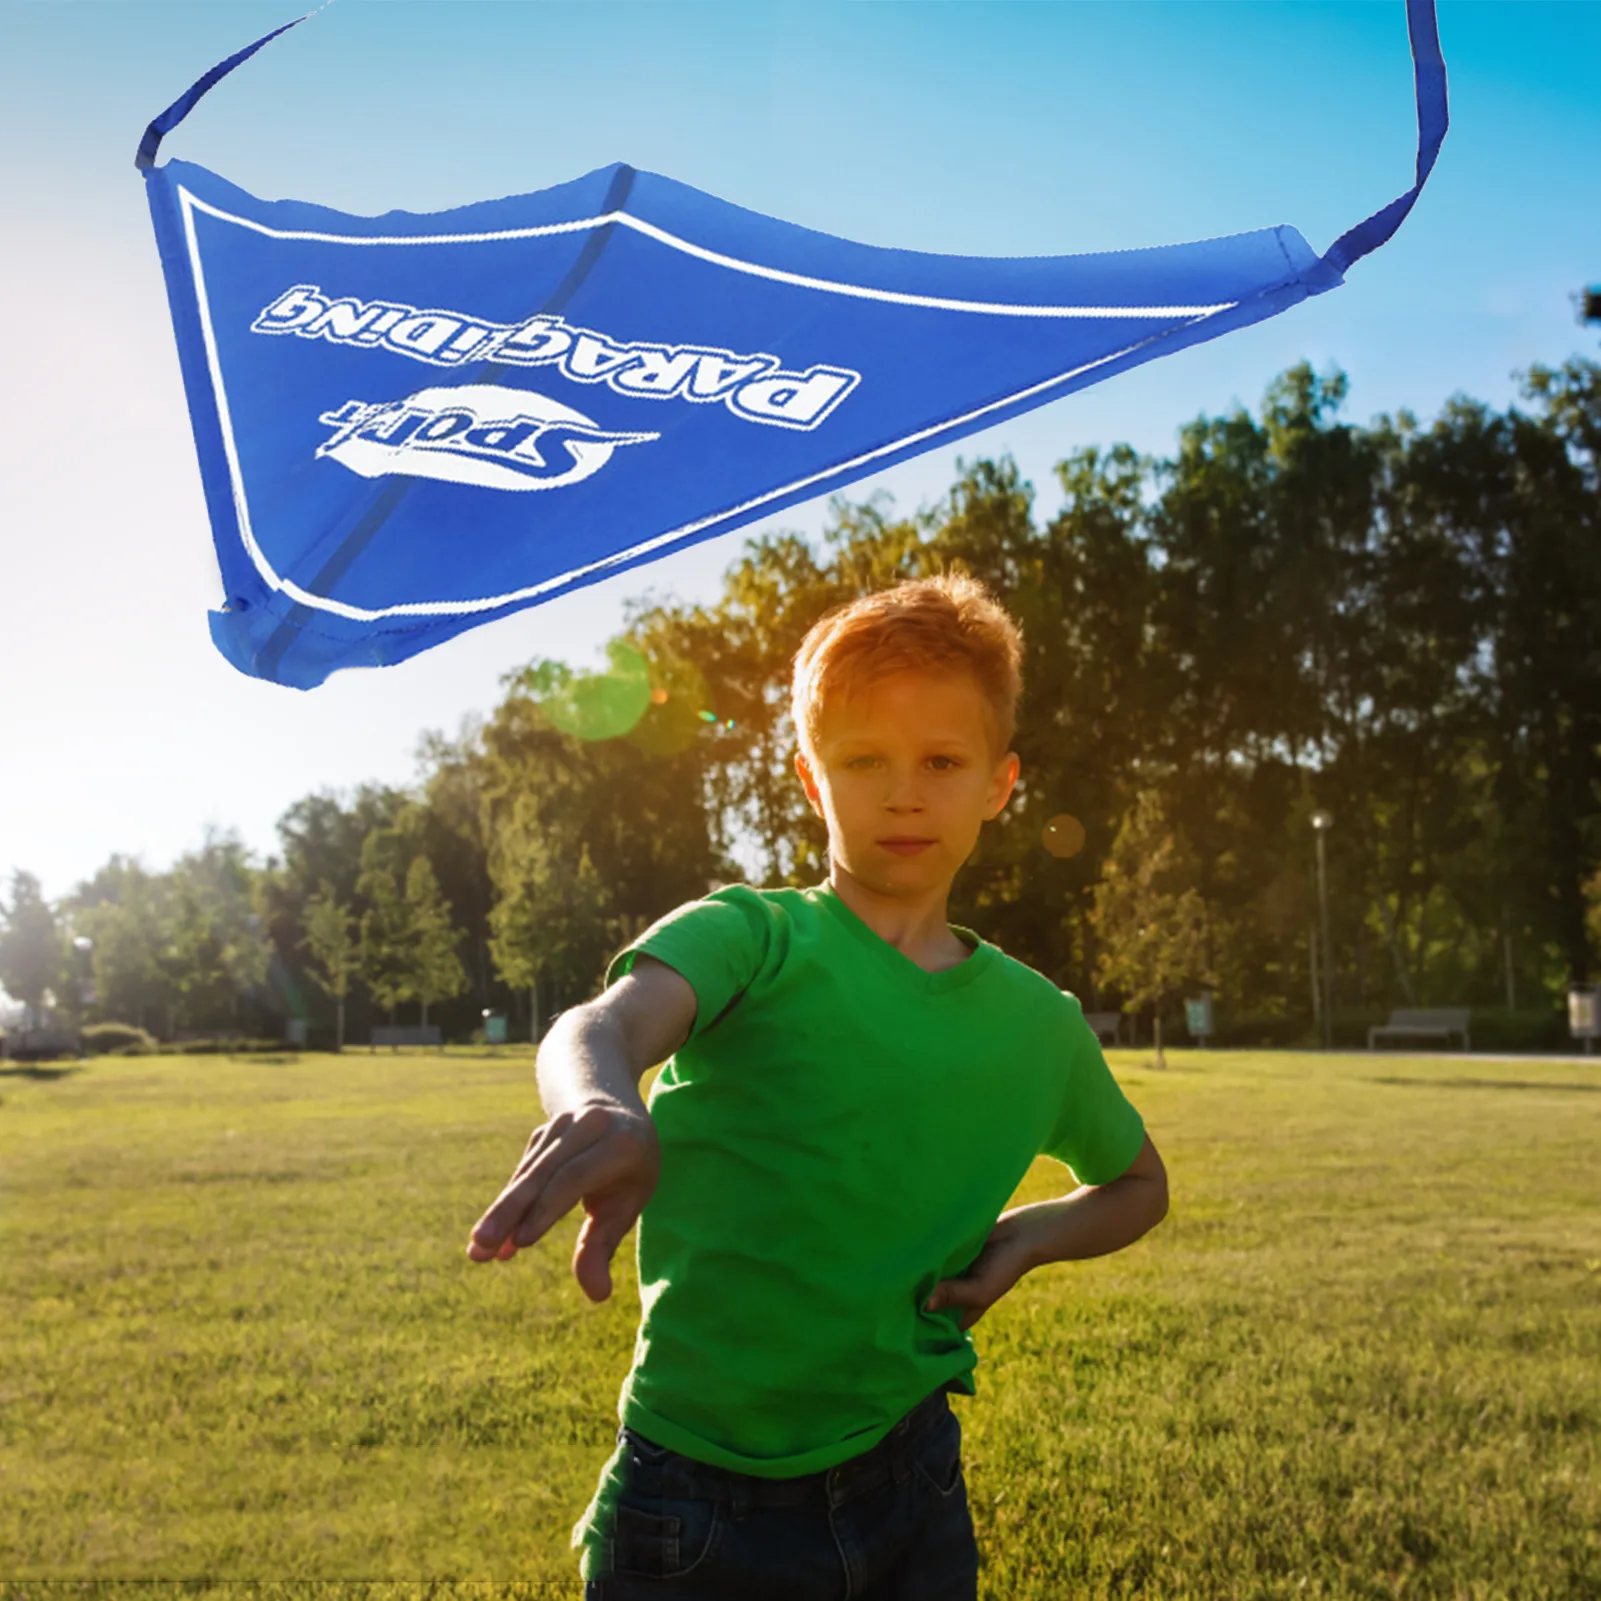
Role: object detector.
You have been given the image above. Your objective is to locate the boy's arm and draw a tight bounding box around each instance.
[925,1133,1169,1331]
[465,955,697,1302]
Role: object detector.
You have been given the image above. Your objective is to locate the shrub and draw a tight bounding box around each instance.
[1457,1008,1569,1054]
[1212,1010,1317,1050]
[169,1036,296,1055]
[82,1022,158,1056]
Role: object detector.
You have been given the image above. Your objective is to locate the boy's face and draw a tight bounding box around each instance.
[796,668,1020,900]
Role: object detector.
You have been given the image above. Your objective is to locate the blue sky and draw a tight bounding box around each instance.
[2,0,1598,900]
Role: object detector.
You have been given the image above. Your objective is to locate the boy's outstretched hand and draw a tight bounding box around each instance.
[464,960,694,1302]
[465,1102,661,1302]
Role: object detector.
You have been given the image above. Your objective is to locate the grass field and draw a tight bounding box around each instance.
[1,1045,1597,1599]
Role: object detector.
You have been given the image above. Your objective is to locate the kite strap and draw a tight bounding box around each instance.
[135,11,315,172]
[1318,0,1448,279]
[135,0,1446,259]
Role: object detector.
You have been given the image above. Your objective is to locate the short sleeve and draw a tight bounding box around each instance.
[606,885,775,1039]
[1038,996,1147,1184]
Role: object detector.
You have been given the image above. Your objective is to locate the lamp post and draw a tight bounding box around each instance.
[1311,811,1334,1050]
[71,935,95,1011]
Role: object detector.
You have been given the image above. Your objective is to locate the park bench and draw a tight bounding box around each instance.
[1367,1007,1471,1053]
[1082,1011,1122,1046]
[370,1024,443,1051]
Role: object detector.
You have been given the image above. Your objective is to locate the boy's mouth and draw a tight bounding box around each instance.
[877,836,937,856]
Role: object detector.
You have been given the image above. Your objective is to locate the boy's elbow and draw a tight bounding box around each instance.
[1135,1158,1169,1237]
[1148,1145,1171,1226]
[1124,1134,1168,1230]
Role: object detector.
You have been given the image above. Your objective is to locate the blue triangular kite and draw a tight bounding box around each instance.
[139,1,1446,689]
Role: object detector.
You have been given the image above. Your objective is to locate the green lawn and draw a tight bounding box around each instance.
[1,1046,1597,1599]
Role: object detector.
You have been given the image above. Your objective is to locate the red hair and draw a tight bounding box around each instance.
[792,575,1023,756]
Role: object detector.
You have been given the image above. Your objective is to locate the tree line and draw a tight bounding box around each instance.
[4,357,1599,1050]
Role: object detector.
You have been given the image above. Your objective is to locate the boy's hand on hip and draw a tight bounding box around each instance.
[464,1101,660,1303]
[923,1214,1038,1332]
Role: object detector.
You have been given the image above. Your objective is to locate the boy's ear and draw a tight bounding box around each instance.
[794,750,826,819]
[985,752,1021,820]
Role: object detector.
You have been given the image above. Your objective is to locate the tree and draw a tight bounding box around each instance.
[67,857,174,1031]
[0,871,65,1028]
[163,834,271,1035]
[406,856,466,1028]
[1091,791,1211,1066]
[262,785,411,1041]
[274,787,409,913]
[623,527,843,886]
[479,655,728,1035]
[488,826,611,1039]
[1585,867,1601,972]
[302,882,359,1049]
[416,724,496,1012]
[934,450,1158,985]
[357,830,416,1027]
[16,358,1597,1042]
[1479,361,1601,981]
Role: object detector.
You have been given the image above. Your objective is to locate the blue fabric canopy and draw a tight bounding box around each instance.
[140,1,1446,689]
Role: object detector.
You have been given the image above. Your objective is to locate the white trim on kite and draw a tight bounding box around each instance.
[180,189,282,610]
[178,188,1231,625]
[178,188,1238,322]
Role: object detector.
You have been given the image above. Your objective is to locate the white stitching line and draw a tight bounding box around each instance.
[180,188,285,602]
[178,189,1238,321]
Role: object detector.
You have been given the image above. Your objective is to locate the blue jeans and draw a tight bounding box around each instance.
[583,1389,979,1600]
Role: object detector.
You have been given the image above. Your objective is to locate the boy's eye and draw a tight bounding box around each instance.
[927,755,963,771]
[845,755,881,769]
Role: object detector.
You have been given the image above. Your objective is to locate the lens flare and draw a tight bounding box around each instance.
[1042,814,1086,859]
[517,644,736,751]
[527,641,652,741]
[626,654,713,756]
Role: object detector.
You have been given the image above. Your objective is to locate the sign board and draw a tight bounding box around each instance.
[1568,987,1599,1041]
[1184,993,1214,1040]
[483,1013,509,1046]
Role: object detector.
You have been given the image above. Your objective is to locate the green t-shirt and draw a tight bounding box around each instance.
[588,883,1145,1478]
[569,883,1146,1568]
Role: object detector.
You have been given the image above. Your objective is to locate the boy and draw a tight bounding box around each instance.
[467,575,1169,1599]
